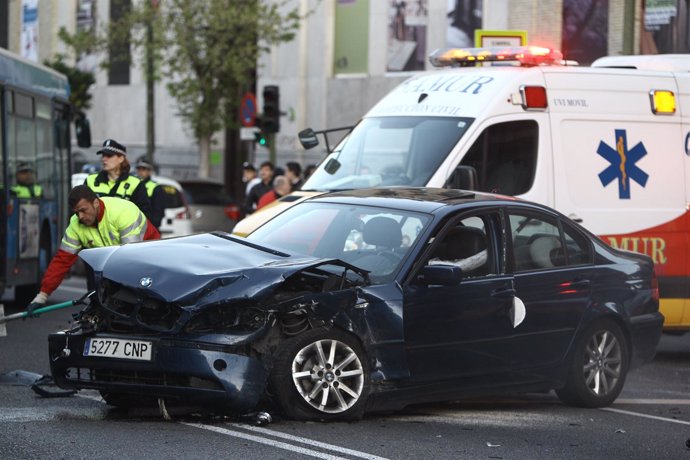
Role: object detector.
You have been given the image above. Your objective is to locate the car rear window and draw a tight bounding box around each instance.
[182,183,233,205]
[160,184,184,208]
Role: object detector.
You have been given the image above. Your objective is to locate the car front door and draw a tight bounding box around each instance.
[403,210,520,384]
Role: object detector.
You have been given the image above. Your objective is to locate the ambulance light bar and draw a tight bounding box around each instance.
[429,46,564,68]
[650,90,675,115]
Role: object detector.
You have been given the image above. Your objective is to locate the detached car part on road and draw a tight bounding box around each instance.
[49,188,664,420]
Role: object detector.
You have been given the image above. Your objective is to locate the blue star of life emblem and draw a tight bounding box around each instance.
[597,129,648,199]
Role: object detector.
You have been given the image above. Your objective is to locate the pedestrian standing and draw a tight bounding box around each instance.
[257,175,291,209]
[244,161,274,215]
[10,162,43,198]
[285,161,304,191]
[135,159,167,229]
[243,162,261,198]
[84,138,152,221]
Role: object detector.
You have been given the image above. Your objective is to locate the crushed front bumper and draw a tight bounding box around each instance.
[48,331,268,411]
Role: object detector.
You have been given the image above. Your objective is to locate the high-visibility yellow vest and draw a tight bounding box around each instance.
[85,173,142,200]
[59,197,147,254]
[143,179,159,197]
[11,184,43,198]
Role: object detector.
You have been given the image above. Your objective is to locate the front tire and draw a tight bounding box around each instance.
[556,319,629,408]
[270,328,369,421]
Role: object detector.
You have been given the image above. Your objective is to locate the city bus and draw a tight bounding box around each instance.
[0,47,91,307]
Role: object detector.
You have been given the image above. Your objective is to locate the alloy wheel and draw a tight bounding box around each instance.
[291,338,365,414]
[583,329,622,396]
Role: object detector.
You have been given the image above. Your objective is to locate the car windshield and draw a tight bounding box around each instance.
[159,184,184,208]
[302,116,473,191]
[182,183,233,205]
[247,201,431,283]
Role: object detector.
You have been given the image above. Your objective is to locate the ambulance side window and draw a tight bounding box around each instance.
[460,120,538,195]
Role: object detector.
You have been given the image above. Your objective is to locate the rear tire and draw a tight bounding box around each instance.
[269,328,369,421]
[556,319,628,408]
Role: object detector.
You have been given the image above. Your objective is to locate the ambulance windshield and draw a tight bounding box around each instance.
[302,116,473,191]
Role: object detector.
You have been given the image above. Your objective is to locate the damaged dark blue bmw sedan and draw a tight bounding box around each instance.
[48,188,664,420]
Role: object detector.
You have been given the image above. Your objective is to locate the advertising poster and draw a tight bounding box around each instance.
[562,0,609,65]
[20,0,38,62]
[334,0,369,74]
[447,0,482,48]
[19,203,39,259]
[387,1,428,72]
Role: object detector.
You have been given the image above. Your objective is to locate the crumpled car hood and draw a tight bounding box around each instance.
[80,232,347,305]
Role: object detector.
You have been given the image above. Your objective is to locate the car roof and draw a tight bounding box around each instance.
[153,175,183,190]
[310,187,551,216]
[178,178,224,186]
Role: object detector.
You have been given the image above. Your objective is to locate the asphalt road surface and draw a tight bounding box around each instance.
[1,276,689,459]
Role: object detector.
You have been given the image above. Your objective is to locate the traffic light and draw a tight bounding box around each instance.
[261,85,280,133]
[254,130,267,146]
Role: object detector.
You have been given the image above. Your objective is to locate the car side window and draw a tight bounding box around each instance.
[562,222,593,265]
[427,215,495,278]
[509,212,565,272]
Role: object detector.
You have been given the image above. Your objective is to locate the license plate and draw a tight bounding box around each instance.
[83,338,153,361]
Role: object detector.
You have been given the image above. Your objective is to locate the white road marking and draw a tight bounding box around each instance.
[182,422,362,460]
[58,285,88,295]
[614,398,690,405]
[228,423,390,460]
[76,392,104,402]
[601,407,690,426]
[75,394,388,460]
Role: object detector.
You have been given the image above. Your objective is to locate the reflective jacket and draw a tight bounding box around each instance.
[11,184,43,198]
[60,197,148,253]
[141,177,166,229]
[85,171,152,221]
[40,197,160,295]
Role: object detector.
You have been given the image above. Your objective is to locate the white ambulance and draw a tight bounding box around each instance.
[235,46,690,331]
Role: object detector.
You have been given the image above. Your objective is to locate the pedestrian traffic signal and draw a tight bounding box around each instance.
[261,85,280,133]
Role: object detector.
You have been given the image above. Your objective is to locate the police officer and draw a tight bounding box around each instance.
[135,159,166,229]
[25,185,160,316]
[85,138,152,221]
[11,162,43,198]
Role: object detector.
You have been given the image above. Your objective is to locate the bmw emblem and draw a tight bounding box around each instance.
[139,277,153,288]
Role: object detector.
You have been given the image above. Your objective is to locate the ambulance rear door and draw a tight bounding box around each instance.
[549,68,686,325]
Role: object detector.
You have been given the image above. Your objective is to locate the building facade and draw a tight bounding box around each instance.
[2,0,687,181]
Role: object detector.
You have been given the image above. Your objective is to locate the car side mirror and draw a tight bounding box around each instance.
[298,128,319,150]
[418,264,462,285]
[75,115,92,148]
[446,165,478,190]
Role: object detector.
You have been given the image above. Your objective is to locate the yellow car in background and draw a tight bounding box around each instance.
[232,190,321,237]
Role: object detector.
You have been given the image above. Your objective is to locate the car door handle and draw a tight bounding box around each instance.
[492,288,516,298]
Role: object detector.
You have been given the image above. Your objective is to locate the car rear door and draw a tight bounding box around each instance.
[506,207,594,371]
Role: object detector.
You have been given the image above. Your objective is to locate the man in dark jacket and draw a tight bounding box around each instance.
[135,159,167,229]
[243,160,274,215]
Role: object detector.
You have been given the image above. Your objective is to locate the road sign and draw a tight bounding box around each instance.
[240,92,257,127]
[240,126,260,141]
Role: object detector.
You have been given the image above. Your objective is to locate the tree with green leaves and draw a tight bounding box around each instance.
[58,0,305,178]
[157,0,303,177]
